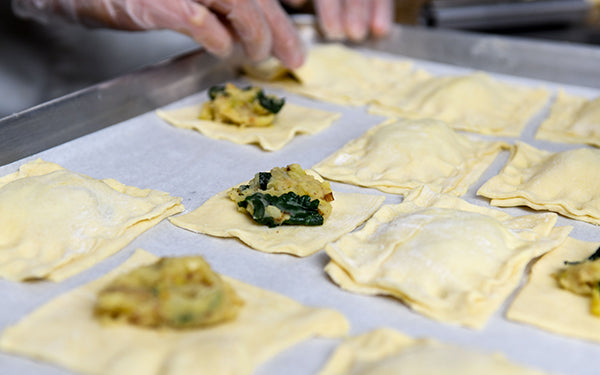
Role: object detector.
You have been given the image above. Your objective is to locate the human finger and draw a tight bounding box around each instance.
[195,0,273,62]
[314,0,345,40]
[370,0,394,37]
[342,0,371,41]
[255,0,305,69]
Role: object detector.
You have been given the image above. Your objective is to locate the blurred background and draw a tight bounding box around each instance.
[2,0,600,119]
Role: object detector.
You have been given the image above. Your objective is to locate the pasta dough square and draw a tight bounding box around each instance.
[0,249,349,375]
[246,43,415,106]
[325,186,571,328]
[169,177,385,257]
[156,102,340,151]
[313,118,510,196]
[477,142,600,225]
[318,328,550,375]
[369,72,550,136]
[535,90,600,147]
[0,159,184,282]
[507,237,600,343]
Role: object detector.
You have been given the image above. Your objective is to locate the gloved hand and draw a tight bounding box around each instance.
[283,0,394,41]
[12,0,305,68]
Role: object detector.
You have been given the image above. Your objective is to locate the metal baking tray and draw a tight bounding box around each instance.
[1,17,600,375]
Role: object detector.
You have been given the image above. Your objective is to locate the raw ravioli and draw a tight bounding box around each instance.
[0,249,349,375]
[478,142,600,225]
[325,186,571,328]
[318,328,551,375]
[369,72,549,136]
[313,118,510,196]
[157,101,340,152]
[0,159,183,281]
[535,90,600,147]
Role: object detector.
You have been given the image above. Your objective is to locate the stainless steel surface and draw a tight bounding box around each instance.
[0,50,238,166]
[426,0,590,29]
[3,22,600,166]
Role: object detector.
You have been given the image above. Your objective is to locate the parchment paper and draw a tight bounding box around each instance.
[1,50,599,375]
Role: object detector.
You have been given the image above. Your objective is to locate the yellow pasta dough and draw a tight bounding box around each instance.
[507,237,600,343]
[535,90,600,147]
[325,186,571,328]
[313,118,510,196]
[0,249,349,375]
[169,176,385,256]
[246,43,415,106]
[318,328,551,375]
[369,72,550,136]
[0,159,184,282]
[156,102,340,151]
[478,142,600,225]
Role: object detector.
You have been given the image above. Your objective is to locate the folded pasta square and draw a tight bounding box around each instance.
[169,176,385,257]
[0,159,184,281]
[325,186,571,328]
[478,142,600,225]
[535,90,600,147]
[507,237,600,343]
[313,118,510,196]
[0,249,349,375]
[369,72,549,136]
[318,328,551,375]
[156,102,340,152]
[245,43,415,106]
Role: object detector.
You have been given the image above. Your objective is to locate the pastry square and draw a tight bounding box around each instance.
[507,237,600,343]
[535,90,600,147]
[313,118,510,196]
[477,142,600,225]
[318,328,550,375]
[156,101,340,152]
[0,159,184,282]
[169,174,385,257]
[0,249,349,375]
[369,72,550,136]
[325,186,571,328]
[246,43,415,106]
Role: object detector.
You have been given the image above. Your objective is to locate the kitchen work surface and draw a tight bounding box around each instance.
[1,21,600,375]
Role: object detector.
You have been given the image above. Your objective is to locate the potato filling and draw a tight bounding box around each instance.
[555,246,600,316]
[199,83,285,127]
[229,164,334,227]
[94,256,244,329]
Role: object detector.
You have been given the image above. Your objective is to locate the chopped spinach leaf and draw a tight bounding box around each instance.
[208,85,227,100]
[564,246,600,266]
[258,172,272,190]
[240,192,323,227]
[257,90,285,114]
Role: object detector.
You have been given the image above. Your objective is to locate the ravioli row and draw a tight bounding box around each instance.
[0,249,552,375]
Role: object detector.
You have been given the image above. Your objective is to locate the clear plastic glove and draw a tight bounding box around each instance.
[283,0,394,41]
[12,0,305,68]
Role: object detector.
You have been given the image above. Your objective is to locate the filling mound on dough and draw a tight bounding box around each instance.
[94,256,244,329]
[199,83,285,127]
[229,164,334,228]
[555,246,600,317]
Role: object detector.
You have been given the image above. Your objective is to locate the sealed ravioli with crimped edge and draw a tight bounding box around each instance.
[245,43,416,106]
[477,142,600,225]
[325,186,571,329]
[369,72,550,136]
[313,118,510,196]
[156,87,340,151]
[0,159,184,282]
[535,90,600,147]
[507,238,600,343]
[318,328,552,375]
[0,249,349,375]
[169,167,385,257]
